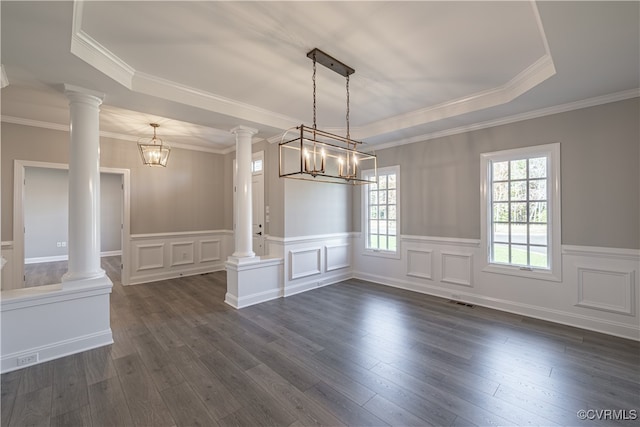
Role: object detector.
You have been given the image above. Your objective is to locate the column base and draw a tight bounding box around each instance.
[225,257,284,309]
[61,269,106,285]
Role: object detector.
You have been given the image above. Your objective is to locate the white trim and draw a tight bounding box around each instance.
[1,241,14,248]
[130,230,233,240]
[267,232,355,244]
[352,269,639,341]
[576,267,635,316]
[402,235,480,248]
[563,245,640,261]
[441,251,473,287]
[480,143,562,282]
[362,165,401,259]
[289,247,322,280]
[25,251,122,265]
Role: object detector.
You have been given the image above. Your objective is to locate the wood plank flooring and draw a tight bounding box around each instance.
[2,271,639,426]
[24,256,121,288]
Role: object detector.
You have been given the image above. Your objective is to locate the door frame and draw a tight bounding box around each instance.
[13,160,131,286]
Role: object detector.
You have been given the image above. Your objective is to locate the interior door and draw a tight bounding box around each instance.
[251,151,265,256]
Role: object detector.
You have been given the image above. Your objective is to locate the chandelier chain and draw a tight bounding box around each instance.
[312,53,317,131]
[346,75,350,144]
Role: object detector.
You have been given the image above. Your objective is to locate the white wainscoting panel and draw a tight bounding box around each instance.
[353,235,640,341]
[170,242,195,267]
[576,267,635,316]
[199,239,222,263]
[441,251,473,287]
[326,244,350,272]
[136,244,165,271]
[290,248,322,280]
[129,230,232,285]
[406,248,433,280]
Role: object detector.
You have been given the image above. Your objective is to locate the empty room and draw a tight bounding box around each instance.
[1,1,638,426]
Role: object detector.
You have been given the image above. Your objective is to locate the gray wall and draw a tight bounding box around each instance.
[24,167,68,258]
[353,98,640,249]
[23,168,122,258]
[1,123,229,240]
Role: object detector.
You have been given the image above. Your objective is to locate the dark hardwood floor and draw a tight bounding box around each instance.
[2,270,639,426]
[24,256,121,288]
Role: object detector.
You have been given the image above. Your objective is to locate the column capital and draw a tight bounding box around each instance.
[63,84,105,106]
[230,125,258,137]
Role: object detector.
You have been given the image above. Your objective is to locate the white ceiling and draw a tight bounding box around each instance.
[1,1,638,153]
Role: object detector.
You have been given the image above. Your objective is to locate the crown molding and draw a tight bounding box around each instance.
[0,115,231,155]
[369,89,640,152]
[70,1,134,89]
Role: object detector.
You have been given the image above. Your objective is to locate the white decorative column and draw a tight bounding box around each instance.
[226,125,285,309]
[62,84,106,285]
[230,125,258,260]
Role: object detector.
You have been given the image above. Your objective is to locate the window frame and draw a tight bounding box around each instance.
[480,143,561,282]
[362,165,401,259]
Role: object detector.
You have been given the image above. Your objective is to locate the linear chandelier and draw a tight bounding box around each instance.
[279,48,377,184]
[138,123,171,167]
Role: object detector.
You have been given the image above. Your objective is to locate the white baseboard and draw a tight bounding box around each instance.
[127,263,226,286]
[1,329,113,373]
[25,250,123,265]
[353,270,640,341]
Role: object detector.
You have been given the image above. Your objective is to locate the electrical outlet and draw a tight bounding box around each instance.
[61,241,66,247]
[57,242,61,247]
[17,353,38,366]
[451,293,461,300]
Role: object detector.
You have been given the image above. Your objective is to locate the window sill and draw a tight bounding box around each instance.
[482,263,561,282]
[363,248,401,260]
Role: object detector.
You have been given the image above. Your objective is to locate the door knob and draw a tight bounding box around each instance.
[255,231,262,236]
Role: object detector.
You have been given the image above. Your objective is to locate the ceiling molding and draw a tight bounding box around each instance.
[368,89,640,152]
[132,71,301,131]
[70,0,134,89]
[1,115,228,155]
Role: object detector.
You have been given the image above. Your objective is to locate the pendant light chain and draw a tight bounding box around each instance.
[346,74,350,146]
[312,52,317,131]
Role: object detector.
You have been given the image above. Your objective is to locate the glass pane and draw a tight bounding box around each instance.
[493,182,508,201]
[510,244,528,265]
[493,161,509,181]
[388,236,397,251]
[388,220,396,235]
[493,203,509,222]
[369,190,378,205]
[369,206,378,219]
[529,157,547,178]
[379,221,388,235]
[369,234,378,249]
[388,189,396,205]
[510,181,527,201]
[529,202,547,223]
[493,223,509,243]
[510,159,527,180]
[379,175,387,190]
[388,174,396,189]
[511,202,527,222]
[369,220,378,234]
[529,224,547,245]
[379,206,387,219]
[379,235,388,250]
[529,179,546,201]
[388,205,396,220]
[511,224,527,244]
[379,190,387,204]
[530,246,548,268]
[492,243,509,264]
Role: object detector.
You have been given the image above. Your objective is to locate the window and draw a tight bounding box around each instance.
[363,166,400,257]
[481,143,561,281]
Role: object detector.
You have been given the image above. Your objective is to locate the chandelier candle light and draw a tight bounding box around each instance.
[279,48,377,184]
[138,123,171,167]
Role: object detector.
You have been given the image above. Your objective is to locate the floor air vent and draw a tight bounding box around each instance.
[448,300,475,308]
